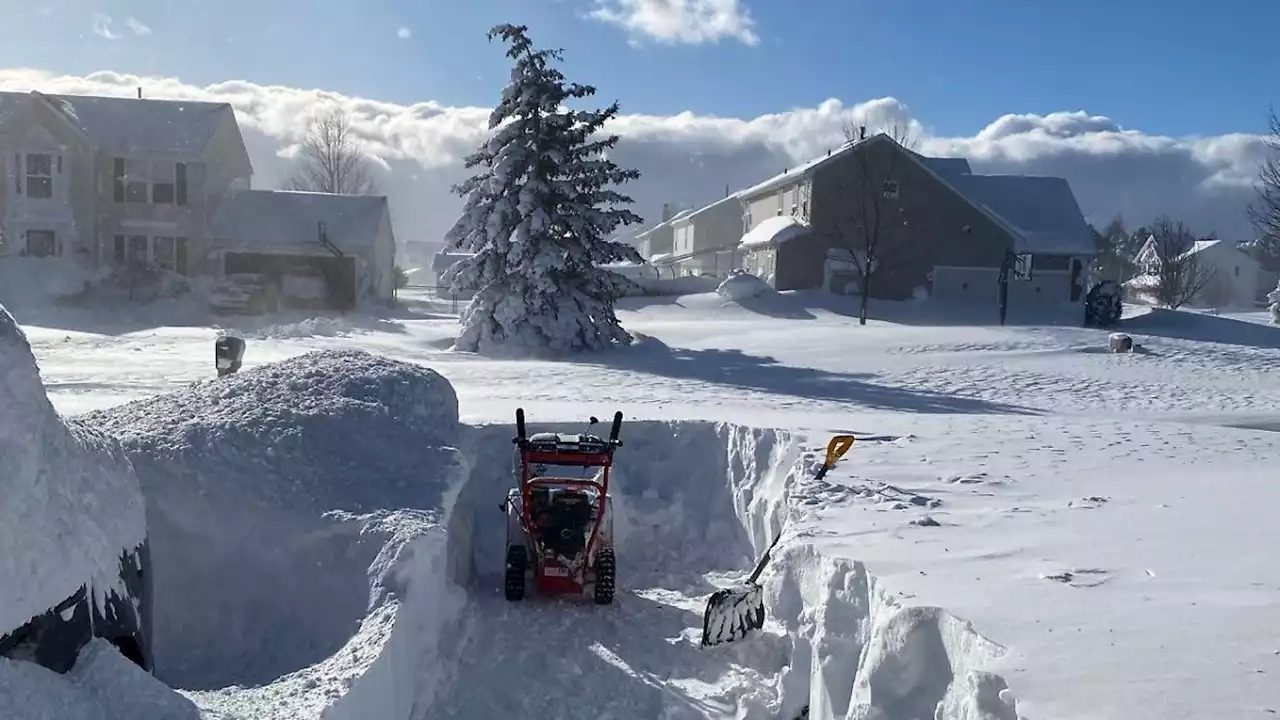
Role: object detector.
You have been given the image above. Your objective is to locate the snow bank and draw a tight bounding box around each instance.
[717,271,774,302]
[0,303,147,638]
[768,547,1016,720]
[0,258,95,310]
[80,349,467,696]
[622,274,721,297]
[0,640,201,720]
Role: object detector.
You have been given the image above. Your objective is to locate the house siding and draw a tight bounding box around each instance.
[807,139,1015,301]
[0,99,97,262]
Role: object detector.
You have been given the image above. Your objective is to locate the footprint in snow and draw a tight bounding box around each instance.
[1069,495,1110,509]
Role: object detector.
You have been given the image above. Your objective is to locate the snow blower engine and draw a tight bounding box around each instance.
[501,407,623,605]
[214,335,245,377]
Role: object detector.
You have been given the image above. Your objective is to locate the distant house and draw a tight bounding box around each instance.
[0,89,252,274]
[208,190,396,309]
[432,250,474,290]
[734,133,1096,319]
[635,204,692,266]
[1131,237,1260,308]
[667,192,745,276]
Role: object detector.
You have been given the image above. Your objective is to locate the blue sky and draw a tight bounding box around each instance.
[1,0,1277,138]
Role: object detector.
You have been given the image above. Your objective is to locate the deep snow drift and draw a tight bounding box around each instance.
[0,303,147,641]
[80,349,466,693]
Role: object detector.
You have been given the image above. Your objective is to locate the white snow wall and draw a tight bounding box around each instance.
[445,420,797,592]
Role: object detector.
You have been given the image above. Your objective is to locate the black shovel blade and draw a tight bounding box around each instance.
[700,583,765,647]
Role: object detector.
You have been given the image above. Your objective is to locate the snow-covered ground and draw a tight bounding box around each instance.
[6,287,1280,719]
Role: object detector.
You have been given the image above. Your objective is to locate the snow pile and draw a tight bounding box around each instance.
[1267,279,1280,324]
[717,271,774,302]
[0,640,201,720]
[768,546,1016,720]
[0,257,95,310]
[236,315,357,339]
[80,349,468,712]
[0,302,147,638]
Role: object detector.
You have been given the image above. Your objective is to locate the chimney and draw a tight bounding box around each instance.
[137,87,142,99]
[661,202,675,222]
[859,125,866,140]
[826,149,832,157]
[725,183,729,198]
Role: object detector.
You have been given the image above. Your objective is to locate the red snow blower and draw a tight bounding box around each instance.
[501,408,623,605]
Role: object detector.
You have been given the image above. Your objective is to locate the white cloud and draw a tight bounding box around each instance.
[590,0,759,46]
[396,27,412,39]
[125,16,152,36]
[91,14,120,40]
[0,68,1265,254]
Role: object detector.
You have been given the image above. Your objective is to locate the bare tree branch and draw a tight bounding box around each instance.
[283,107,380,195]
[1148,215,1215,309]
[1247,107,1280,267]
[817,122,917,325]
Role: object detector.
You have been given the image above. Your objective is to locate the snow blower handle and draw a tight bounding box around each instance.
[514,407,527,446]
[609,411,623,446]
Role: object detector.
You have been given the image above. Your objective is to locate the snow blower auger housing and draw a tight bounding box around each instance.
[502,408,623,605]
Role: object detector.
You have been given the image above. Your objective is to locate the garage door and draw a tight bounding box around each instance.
[930,266,1000,305]
[224,253,357,310]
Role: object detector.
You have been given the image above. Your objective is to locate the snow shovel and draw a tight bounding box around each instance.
[700,434,856,648]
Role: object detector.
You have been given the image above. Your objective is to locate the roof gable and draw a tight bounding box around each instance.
[948,174,1096,256]
[209,190,388,252]
[0,90,231,155]
[739,133,892,199]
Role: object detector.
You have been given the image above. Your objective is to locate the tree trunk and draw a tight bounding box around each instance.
[859,272,871,325]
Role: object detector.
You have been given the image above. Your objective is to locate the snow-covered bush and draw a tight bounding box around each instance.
[0,303,147,641]
[1085,280,1123,328]
[716,271,772,302]
[1267,279,1280,324]
[441,25,645,356]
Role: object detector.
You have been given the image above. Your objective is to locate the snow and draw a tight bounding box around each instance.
[0,302,147,639]
[739,215,810,249]
[7,287,1280,719]
[717,271,773,302]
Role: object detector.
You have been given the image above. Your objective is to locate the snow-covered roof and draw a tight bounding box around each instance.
[949,175,1096,256]
[916,154,972,178]
[432,251,473,273]
[209,190,388,253]
[670,191,747,226]
[0,90,232,155]
[740,135,885,199]
[739,215,811,249]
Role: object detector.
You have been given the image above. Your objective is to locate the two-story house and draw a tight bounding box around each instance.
[0,90,251,276]
[667,191,745,277]
[735,132,1096,321]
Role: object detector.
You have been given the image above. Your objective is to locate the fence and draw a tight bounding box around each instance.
[401,284,470,315]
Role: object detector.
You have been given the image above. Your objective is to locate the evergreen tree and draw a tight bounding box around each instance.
[443,24,645,356]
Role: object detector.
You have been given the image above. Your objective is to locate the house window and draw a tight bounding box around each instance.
[25,230,56,258]
[128,235,148,264]
[25,153,52,198]
[1235,265,1240,277]
[175,236,188,274]
[882,180,900,199]
[743,212,752,233]
[153,236,176,269]
[112,235,127,264]
[152,162,176,204]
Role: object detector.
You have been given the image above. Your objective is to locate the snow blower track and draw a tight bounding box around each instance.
[428,421,797,719]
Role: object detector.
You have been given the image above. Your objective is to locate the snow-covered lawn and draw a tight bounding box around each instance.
[7,289,1280,719]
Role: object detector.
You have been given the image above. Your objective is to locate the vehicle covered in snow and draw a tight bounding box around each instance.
[0,302,153,675]
[0,545,152,673]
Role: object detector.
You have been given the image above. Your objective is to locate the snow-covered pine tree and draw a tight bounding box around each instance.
[442,24,645,356]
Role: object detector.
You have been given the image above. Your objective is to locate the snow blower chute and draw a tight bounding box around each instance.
[700,434,856,647]
[501,408,623,605]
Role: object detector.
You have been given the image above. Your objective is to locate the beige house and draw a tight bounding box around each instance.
[0,90,397,309]
[736,133,1096,319]
[666,192,745,277]
[0,90,251,275]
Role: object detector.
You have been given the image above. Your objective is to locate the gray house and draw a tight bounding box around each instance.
[736,133,1095,317]
[0,90,252,275]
